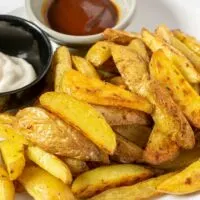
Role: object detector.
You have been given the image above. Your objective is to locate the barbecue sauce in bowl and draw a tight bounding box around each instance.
[47,0,119,36]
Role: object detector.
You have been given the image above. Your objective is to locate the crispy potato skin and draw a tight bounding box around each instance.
[19,166,76,200]
[142,28,200,84]
[173,29,200,57]
[111,134,143,163]
[0,140,25,181]
[39,92,116,155]
[48,46,72,91]
[27,146,72,184]
[156,25,200,73]
[128,39,150,64]
[158,160,200,195]
[72,56,100,79]
[61,69,153,114]
[0,167,15,200]
[86,41,111,67]
[103,28,139,45]
[150,50,200,128]
[72,164,153,198]
[16,107,107,162]
[92,105,151,126]
[89,172,176,200]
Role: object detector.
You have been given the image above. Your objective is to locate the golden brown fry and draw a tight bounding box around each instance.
[156,145,200,171]
[19,166,76,200]
[156,25,200,73]
[0,114,16,128]
[150,49,200,128]
[61,69,153,113]
[0,140,25,180]
[112,44,195,164]
[40,92,117,155]
[92,105,151,126]
[72,164,153,198]
[112,124,151,148]
[27,146,72,184]
[89,172,176,200]
[173,29,200,57]
[191,83,200,94]
[103,28,139,45]
[142,28,200,84]
[111,134,143,163]
[158,160,200,195]
[72,56,100,79]
[128,39,150,63]
[86,41,111,67]
[0,166,15,200]
[16,107,108,162]
[63,158,89,176]
[49,46,72,92]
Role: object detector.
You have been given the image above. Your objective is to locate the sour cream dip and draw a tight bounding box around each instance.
[0,52,37,93]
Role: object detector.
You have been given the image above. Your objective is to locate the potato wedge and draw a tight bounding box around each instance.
[72,56,100,79]
[173,29,200,57]
[111,135,143,163]
[89,172,176,200]
[142,28,200,83]
[71,164,153,198]
[86,41,111,67]
[0,166,15,200]
[0,140,25,180]
[111,43,150,95]
[63,158,89,176]
[128,39,150,63]
[19,166,76,200]
[143,81,195,164]
[158,160,200,195]
[156,145,200,171]
[16,107,108,162]
[61,69,153,113]
[92,105,151,126]
[27,146,72,184]
[150,49,200,128]
[112,124,152,148]
[49,46,72,92]
[156,25,200,73]
[40,92,116,154]
[103,28,139,44]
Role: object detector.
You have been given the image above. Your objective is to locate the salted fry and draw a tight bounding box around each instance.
[27,146,72,184]
[0,140,25,180]
[158,160,200,195]
[104,28,139,44]
[128,39,150,63]
[142,28,200,84]
[150,49,200,128]
[40,92,117,154]
[61,69,153,113]
[72,56,100,79]
[19,166,76,200]
[0,166,15,200]
[156,25,200,73]
[72,164,153,198]
[89,172,176,200]
[86,41,111,67]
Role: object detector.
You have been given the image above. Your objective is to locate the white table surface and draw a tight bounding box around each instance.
[1,0,200,200]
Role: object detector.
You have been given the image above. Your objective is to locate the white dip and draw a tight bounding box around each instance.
[0,52,37,93]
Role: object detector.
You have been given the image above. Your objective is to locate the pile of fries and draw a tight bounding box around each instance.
[1,25,200,199]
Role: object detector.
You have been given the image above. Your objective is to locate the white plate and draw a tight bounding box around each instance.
[8,0,200,199]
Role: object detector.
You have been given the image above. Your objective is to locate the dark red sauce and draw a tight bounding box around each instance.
[47,0,119,36]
